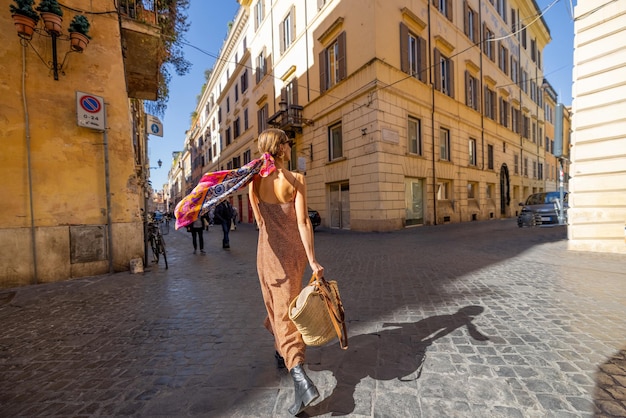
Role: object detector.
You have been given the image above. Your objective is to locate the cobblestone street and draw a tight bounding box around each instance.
[1,219,625,417]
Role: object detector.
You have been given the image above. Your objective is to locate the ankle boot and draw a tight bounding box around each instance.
[288,364,319,416]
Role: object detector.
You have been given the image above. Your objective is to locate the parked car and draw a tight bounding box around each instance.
[308,207,321,230]
[517,191,568,227]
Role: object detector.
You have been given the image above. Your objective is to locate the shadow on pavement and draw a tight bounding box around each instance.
[594,346,626,417]
[304,306,489,416]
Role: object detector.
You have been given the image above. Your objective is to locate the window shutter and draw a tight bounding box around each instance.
[281,87,288,104]
[473,11,479,44]
[448,57,454,98]
[400,23,409,74]
[446,0,453,21]
[434,48,441,91]
[337,31,347,81]
[279,21,285,54]
[482,23,487,53]
[292,78,299,105]
[254,3,259,31]
[463,1,468,37]
[319,49,327,93]
[419,37,427,83]
[465,70,470,106]
[258,108,262,134]
[290,6,296,40]
[317,0,324,9]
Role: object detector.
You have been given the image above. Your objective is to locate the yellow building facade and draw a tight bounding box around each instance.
[177,0,567,232]
[569,0,626,254]
[1,0,162,287]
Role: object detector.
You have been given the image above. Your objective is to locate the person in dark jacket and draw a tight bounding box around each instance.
[214,200,233,248]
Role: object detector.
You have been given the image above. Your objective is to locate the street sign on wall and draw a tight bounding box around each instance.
[146,114,163,137]
[76,92,105,131]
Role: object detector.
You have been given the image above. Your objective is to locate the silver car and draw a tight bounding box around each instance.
[517,191,568,227]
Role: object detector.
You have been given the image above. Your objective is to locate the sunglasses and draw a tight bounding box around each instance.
[282,140,295,147]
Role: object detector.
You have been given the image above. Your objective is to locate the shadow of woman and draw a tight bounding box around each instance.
[304,305,489,416]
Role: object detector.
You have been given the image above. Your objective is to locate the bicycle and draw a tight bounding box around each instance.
[147,219,168,269]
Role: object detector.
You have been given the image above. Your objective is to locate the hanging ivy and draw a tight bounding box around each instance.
[144,0,191,117]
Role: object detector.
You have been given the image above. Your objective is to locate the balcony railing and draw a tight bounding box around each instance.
[267,104,307,137]
[118,0,161,100]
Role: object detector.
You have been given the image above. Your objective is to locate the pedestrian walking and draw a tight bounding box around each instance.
[188,217,205,254]
[231,205,239,230]
[214,200,233,249]
[249,128,324,416]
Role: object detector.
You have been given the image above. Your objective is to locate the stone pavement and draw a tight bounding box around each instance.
[1,219,625,417]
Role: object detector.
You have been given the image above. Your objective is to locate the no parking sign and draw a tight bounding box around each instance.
[76,91,105,131]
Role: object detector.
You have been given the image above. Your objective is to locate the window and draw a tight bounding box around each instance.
[523,115,530,139]
[521,70,528,94]
[487,144,494,169]
[218,106,222,123]
[243,149,251,165]
[408,116,422,155]
[241,69,248,93]
[531,39,537,63]
[320,32,346,93]
[511,57,519,85]
[538,162,543,180]
[400,23,427,83]
[514,153,519,174]
[522,26,527,49]
[244,108,249,130]
[532,160,537,178]
[532,121,536,143]
[254,0,264,30]
[464,3,479,43]
[512,108,521,133]
[233,117,240,139]
[226,97,230,113]
[235,84,239,102]
[281,78,299,106]
[498,42,508,74]
[439,127,450,161]
[496,0,507,22]
[484,86,496,120]
[256,50,267,83]
[225,126,232,146]
[483,25,495,61]
[280,7,295,54]
[257,103,268,134]
[523,157,528,177]
[467,182,478,199]
[232,156,241,169]
[486,183,494,199]
[329,122,343,160]
[437,180,451,200]
[435,0,453,21]
[465,71,480,111]
[469,138,477,166]
[435,49,454,98]
[499,97,509,127]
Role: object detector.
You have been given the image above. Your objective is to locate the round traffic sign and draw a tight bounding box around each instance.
[80,95,101,113]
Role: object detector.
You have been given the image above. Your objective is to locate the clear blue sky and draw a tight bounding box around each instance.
[148,0,575,191]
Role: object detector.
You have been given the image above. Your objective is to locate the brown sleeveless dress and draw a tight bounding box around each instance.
[257,200,307,370]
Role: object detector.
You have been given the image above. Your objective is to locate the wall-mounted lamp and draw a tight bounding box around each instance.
[11,1,91,81]
[149,159,162,169]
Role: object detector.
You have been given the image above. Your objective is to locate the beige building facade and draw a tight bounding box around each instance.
[569,0,626,254]
[177,0,568,232]
[1,1,164,287]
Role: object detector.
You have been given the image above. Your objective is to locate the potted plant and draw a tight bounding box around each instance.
[36,0,63,36]
[68,14,91,52]
[9,0,40,40]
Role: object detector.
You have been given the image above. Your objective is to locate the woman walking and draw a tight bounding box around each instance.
[249,129,324,416]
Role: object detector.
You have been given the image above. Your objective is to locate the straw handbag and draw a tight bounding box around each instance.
[289,275,348,349]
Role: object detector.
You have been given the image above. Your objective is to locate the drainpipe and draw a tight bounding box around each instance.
[478,0,485,173]
[103,103,114,274]
[21,40,38,284]
[428,3,437,225]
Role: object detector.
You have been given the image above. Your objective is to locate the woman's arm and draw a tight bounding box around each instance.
[293,173,324,278]
[248,179,263,228]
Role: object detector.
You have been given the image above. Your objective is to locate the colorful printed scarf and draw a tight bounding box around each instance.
[174,153,276,229]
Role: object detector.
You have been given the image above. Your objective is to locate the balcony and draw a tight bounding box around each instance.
[267,102,309,138]
[119,0,162,100]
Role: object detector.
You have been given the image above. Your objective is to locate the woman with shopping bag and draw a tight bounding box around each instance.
[249,129,324,416]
